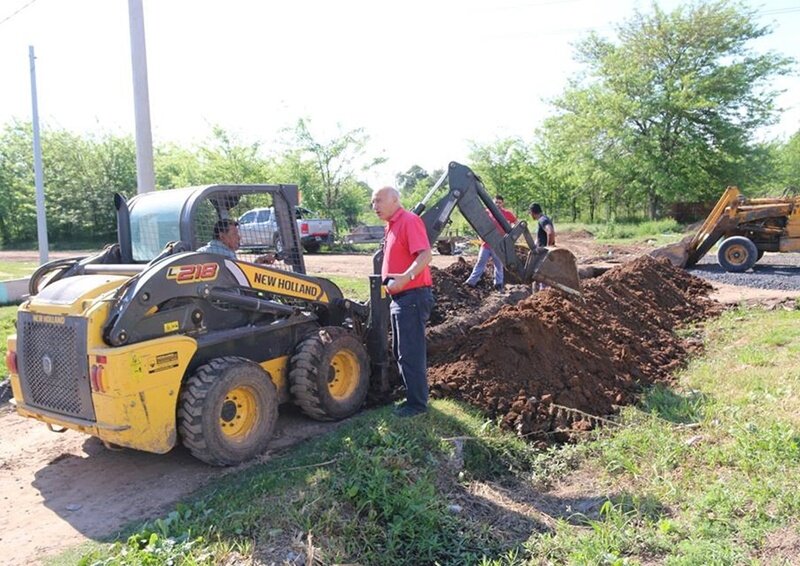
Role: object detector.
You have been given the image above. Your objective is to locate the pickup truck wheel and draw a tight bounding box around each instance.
[288,327,369,421]
[303,240,321,253]
[178,356,278,466]
[718,236,758,272]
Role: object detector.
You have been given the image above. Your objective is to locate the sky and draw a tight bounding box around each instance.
[1,0,799,187]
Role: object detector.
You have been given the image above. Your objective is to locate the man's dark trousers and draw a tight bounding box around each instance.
[390,287,435,412]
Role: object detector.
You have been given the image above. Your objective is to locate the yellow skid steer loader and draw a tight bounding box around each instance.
[7,162,580,466]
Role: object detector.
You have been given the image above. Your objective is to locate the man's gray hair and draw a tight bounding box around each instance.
[374,186,400,200]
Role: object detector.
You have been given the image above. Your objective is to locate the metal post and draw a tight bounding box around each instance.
[29,46,48,265]
[128,0,155,193]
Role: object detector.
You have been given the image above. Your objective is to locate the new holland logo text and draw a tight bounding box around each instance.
[32,314,65,324]
[167,263,219,284]
[253,271,321,300]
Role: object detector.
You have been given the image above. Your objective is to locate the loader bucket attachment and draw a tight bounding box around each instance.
[525,247,582,296]
[649,238,692,268]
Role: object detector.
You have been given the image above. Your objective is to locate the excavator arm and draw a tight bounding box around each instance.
[416,162,581,295]
[365,162,581,396]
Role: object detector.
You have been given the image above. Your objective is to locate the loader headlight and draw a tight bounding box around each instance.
[90,355,107,392]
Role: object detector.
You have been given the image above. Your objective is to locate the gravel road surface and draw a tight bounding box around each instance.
[689,252,800,291]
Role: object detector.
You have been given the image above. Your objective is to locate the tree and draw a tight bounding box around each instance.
[778,130,800,191]
[281,118,386,230]
[468,138,542,217]
[539,0,793,219]
[42,129,136,242]
[396,165,430,194]
[198,126,273,184]
[0,122,137,245]
[0,121,37,243]
[154,143,205,189]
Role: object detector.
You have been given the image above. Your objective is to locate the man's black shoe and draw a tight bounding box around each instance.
[494,284,504,291]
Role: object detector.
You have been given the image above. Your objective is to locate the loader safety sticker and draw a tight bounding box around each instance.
[166,263,219,284]
[131,353,144,378]
[147,351,179,374]
[163,321,180,333]
[238,264,328,302]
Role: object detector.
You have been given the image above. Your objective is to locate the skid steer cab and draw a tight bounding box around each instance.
[6,183,390,466]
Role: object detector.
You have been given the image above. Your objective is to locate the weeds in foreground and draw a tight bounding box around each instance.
[74,401,541,566]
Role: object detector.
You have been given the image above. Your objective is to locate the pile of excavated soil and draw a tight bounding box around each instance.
[426,255,723,441]
[429,257,497,325]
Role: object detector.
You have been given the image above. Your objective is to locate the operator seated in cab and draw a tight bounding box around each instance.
[197,219,240,259]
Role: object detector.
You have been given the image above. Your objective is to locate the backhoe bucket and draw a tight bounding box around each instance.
[525,247,582,296]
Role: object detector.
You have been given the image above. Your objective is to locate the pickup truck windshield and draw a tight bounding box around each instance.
[240,209,272,224]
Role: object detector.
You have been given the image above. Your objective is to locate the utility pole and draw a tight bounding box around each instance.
[128,0,155,193]
[29,46,48,265]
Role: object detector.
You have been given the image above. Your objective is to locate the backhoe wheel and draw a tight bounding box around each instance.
[178,356,278,466]
[288,327,369,421]
[718,236,758,273]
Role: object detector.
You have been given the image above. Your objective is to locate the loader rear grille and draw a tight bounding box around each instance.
[17,313,94,421]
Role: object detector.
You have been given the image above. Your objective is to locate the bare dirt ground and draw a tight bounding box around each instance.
[1,235,798,565]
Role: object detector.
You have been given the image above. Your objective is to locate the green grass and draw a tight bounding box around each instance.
[57,306,800,565]
[322,274,370,301]
[0,306,17,383]
[328,242,382,254]
[70,401,540,566]
[0,238,108,252]
[0,259,38,279]
[560,218,684,245]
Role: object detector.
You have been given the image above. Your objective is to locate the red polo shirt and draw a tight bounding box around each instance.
[482,206,518,249]
[382,207,433,292]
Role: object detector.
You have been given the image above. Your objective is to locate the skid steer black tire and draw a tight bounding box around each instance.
[718,236,758,273]
[178,356,278,466]
[288,327,369,421]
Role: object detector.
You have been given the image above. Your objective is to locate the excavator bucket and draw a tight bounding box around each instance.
[525,247,582,296]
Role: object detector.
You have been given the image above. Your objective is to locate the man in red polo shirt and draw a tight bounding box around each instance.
[372,186,434,417]
[465,194,518,291]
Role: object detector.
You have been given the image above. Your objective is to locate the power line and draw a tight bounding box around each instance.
[760,6,800,16]
[0,0,38,27]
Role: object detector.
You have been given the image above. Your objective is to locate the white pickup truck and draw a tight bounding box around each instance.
[238,206,334,253]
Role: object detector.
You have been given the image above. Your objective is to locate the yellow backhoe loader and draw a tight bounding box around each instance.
[652,187,800,272]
